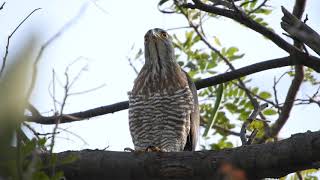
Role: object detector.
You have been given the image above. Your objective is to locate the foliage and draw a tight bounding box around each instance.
[0,39,76,180]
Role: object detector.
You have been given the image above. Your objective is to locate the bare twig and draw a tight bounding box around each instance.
[0,8,41,78]
[57,127,89,146]
[69,83,106,96]
[248,0,268,14]
[272,71,290,112]
[127,57,139,74]
[232,82,278,108]
[246,129,258,144]
[0,2,5,10]
[26,4,88,100]
[166,26,192,31]
[240,103,268,145]
[49,68,70,176]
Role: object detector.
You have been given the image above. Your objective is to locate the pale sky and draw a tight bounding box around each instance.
[1,0,319,152]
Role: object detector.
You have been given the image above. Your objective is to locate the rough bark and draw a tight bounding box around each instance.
[281,6,320,56]
[41,130,320,180]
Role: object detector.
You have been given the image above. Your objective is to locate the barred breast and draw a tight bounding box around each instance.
[128,87,194,152]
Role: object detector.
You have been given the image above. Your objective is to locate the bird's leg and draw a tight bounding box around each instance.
[145,145,163,152]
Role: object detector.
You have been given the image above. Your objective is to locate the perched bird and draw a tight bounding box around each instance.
[128,28,199,152]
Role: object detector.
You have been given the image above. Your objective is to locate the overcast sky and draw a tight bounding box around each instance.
[1,0,319,152]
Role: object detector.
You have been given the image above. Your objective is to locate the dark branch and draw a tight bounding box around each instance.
[41,130,320,180]
[281,6,320,56]
[183,0,298,53]
[262,0,307,141]
[27,54,320,124]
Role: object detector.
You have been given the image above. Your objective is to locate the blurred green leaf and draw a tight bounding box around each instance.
[203,83,224,137]
[263,109,277,116]
[259,91,272,99]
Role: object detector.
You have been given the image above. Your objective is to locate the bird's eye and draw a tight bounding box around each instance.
[160,32,168,38]
[144,36,148,42]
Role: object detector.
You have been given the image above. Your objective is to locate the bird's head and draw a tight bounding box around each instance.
[144,28,175,68]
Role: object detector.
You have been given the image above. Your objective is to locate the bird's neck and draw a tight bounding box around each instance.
[132,61,189,95]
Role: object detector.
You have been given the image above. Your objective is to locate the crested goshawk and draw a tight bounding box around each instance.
[128,28,199,152]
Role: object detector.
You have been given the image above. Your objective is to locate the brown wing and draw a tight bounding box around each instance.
[183,71,199,151]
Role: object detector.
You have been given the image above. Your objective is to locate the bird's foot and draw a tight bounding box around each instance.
[145,146,163,152]
[124,146,163,152]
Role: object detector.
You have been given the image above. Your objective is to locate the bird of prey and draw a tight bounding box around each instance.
[128,28,199,152]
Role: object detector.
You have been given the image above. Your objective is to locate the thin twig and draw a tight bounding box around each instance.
[232,82,278,108]
[166,26,192,31]
[0,8,41,78]
[25,4,88,100]
[0,2,5,10]
[272,71,290,112]
[127,57,139,74]
[57,127,89,146]
[49,69,70,176]
[246,129,258,144]
[248,0,268,14]
[240,103,268,145]
[68,83,106,96]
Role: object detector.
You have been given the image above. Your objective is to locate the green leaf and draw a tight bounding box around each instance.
[263,109,277,115]
[226,47,238,56]
[22,139,37,157]
[250,0,258,8]
[225,103,238,113]
[203,83,224,137]
[259,91,271,99]
[229,54,245,61]
[213,36,221,46]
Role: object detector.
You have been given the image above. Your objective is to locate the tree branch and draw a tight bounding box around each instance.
[41,130,320,180]
[262,0,307,141]
[26,54,320,124]
[183,0,299,53]
[281,6,320,56]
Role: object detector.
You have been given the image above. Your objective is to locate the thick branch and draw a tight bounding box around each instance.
[184,0,298,53]
[281,6,320,55]
[42,130,320,180]
[27,54,320,124]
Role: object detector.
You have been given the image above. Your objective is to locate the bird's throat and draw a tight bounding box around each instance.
[154,42,163,72]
